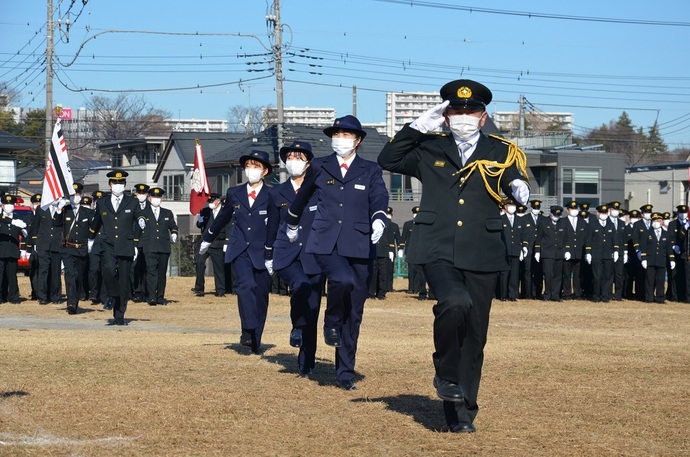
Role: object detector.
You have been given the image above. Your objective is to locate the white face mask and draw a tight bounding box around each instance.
[448,114,482,141]
[505,205,516,215]
[629,217,640,224]
[244,167,264,184]
[568,209,579,217]
[208,202,217,211]
[598,213,609,221]
[150,198,161,207]
[610,209,620,218]
[652,221,662,230]
[551,214,559,222]
[642,212,652,221]
[111,184,125,196]
[137,194,148,203]
[679,213,687,222]
[531,208,540,215]
[3,204,14,215]
[285,159,308,177]
[331,137,357,157]
[71,194,81,206]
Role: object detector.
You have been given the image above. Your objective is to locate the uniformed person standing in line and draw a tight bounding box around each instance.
[370,207,397,300]
[624,209,641,299]
[130,183,150,302]
[563,201,587,300]
[0,195,27,304]
[640,212,675,303]
[199,150,274,355]
[27,193,41,300]
[53,183,94,314]
[379,79,529,433]
[193,193,227,297]
[534,206,566,302]
[522,200,544,299]
[88,190,108,305]
[632,204,654,301]
[584,204,619,303]
[28,191,64,304]
[672,205,689,302]
[401,206,432,299]
[385,207,401,295]
[608,201,627,301]
[499,199,527,301]
[139,187,178,306]
[288,115,389,391]
[88,170,143,326]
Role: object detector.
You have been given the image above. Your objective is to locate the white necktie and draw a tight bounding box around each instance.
[114,197,121,211]
[656,229,661,240]
[154,208,159,221]
[460,143,472,166]
[509,216,513,227]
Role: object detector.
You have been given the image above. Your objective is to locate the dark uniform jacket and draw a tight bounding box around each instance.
[89,195,142,256]
[0,215,23,258]
[501,213,528,257]
[139,206,178,254]
[53,205,94,255]
[28,206,62,253]
[535,217,567,260]
[640,227,675,267]
[585,219,619,260]
[378,125,524,271]
[564,215,588,260]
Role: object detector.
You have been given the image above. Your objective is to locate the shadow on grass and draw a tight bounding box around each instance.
[352,394,446,432]
[262,351,366,388]
[0,390,29,399]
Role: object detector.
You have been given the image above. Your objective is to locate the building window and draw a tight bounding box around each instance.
[388,173,415,201]
[561,167,600,207]
[659,180,669,194]
[163,174,185,201]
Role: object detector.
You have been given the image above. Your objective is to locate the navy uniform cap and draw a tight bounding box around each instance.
[72,182,84,193]
[134,183,150,194]
[411,206,420,213]
[323,115,367,139]
[651,212,663,220]
[629,209,641,218]
[596,204,609,213]
[550,205,563,215]
[239,150,273,174]
[30,193,42,203]
[530,200,542,209]
[107,169,128,182]
[208,193,222,202]
[565,201,578,209]
[80,196,93,206]
[640,204,653,213]
[440,79,492,109]
[279,141,314,163]
[608,201,621,209]
[516,204,527,214]
[663,211,671,219]
[148,187,165,197]
[92,190,105,200]
[677,205,688,213]
[2,195,16,205]
[580,202,591,210]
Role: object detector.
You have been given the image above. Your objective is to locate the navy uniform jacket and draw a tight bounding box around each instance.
[522,212,543,257]
[0,215,23,258]
[640,227,675,267]
[266,180,320,274]
[535,217,567,260]
[379,125,525,271]
[288,153,389,260]
[632,219,652,253]
[28,206,62,253]
[585,219,619,260]
[400,219,413,254]
[53,205,94,255]
[204,184,270,270]
[501,214,528,257]
[89,195,142,256]
[564,215,588,260]
[139,206,178,254]
[199,206,228,249]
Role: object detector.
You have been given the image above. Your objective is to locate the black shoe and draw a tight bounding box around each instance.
[433,376,464,402]
[215,293,226,297]
[103,298,114,310]
[10,300,21,304]
[324,327,342,347]
[289,328,303,348]
[196,291,205,297]
[131,295,143,303]
[298,367,313,377]
[157,298,168,306]
[39,300,49,305]
[147,298,157,306]
[240,329,252,347]
[66,304,77,315]
[337,379,357,390]
[106,319,128,326]
[447,422,476,433]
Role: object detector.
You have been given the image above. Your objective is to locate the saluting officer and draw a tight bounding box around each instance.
[0,195,27,303]
[131,183,150,302]
[193,193,227,297]
[640,212,675,303]
[139,187,178,306]
[88,170,143,326]
[53,183,94,314]
[379,79,529,433]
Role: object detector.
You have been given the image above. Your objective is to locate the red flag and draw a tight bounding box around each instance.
[42,119,75,209]
[189,141,210,215]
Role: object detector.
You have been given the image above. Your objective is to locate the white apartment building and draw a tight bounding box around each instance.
[166,118,228,133]
[386,92,443,137]
[262,107,336,127]
[493,111,573,132]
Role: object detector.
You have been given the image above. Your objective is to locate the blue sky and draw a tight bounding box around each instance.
[3,0,690,148]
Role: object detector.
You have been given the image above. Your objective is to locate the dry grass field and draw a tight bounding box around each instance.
[1,275,690,456]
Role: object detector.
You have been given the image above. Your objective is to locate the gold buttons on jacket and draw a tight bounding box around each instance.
[457,221,463,227]
[459,199,465,205]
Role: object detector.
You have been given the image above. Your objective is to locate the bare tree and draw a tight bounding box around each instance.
[227,105,268,135]
[86,94,172,141]
[0,81,23,108]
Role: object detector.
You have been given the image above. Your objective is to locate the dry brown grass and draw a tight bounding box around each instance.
[1,276,690,456]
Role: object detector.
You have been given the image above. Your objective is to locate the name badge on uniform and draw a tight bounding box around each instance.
[259,210,267,215]
[125,209,131,213]
[309,205,317,212]
[234,204,241,209]
[102,211,107,216]
[164,217,169,221]
[354,184,366,190]
[434,160,446,167]
[280,202,288,207]
[327,179,335,185]
[66,217,72,221]
[82,218,89,222]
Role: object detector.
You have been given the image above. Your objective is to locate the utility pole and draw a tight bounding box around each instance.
[518,93,525,137]
[45,0,54,159]
[268,0,286,181]
[352,85,357,116]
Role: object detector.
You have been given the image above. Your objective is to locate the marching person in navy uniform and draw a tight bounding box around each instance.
[88,170,143,326]
[130,183,150,302]
[200,150,273,355]
[139,187,178,306]
[193,193,227,297]
[379,79,529,433]
[265,141,325,376]
[535,206,566,302]
[88,190,108,306]
[584,204,619,303]
[287,115,389,390]
[563,201,587,300]
[28,191,64,304]
[640,212,675,303]
[0,195,27,303]
[53,183,94,314]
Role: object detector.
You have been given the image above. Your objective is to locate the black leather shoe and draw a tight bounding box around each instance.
[66,304,77,315]
[448,422,476,433]
[214,293,225,297]
[240,330,252,347]
[132,295,143,303]
[196,292,205,297]
[289,328,303,348]
[39,300,49,305]
[324,327,342,347]
[157,298,168,306]
[337,379,357,390]
[433,376,464,402]
[298,367,313,377]
[147,298,157,306]
[106,319,127,326]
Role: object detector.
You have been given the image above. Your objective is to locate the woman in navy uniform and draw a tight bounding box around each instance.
[0,195,27,303]
[379,79,529,433]
[265,141,324,376]
[200,150,273,355]
[287,115,389,390]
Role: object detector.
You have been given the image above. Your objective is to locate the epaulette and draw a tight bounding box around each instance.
[489,134,517,146]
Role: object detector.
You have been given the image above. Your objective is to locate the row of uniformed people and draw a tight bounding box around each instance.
[500,199,682,304]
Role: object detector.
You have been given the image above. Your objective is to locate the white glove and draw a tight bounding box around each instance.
[133,247,138,262]
[624,251,629,264]
[371,219,385,244]
[534,252,540,263]
[21,228,27,238]
[171,233,177,244]
[87,239,94,253]
[409,100,449,133]
[57,198,68,210]
[138,218,146,229]
[20,250,28,260]
[673,245,681,255]
[637,251,642,261]
[670,261,676,270]
[287,224,299,243]
[397,249,404,258]
[641,260,648,269]
[585,253,592,264]
[389,252,394,262]
[223,244,227,252]
[199,241,211,255]
[510,180,530,206]
[10,218,26,229]
[613,251,619,263]
[564,252,571,261]
[265,259,274,275]
[197,215,204,223]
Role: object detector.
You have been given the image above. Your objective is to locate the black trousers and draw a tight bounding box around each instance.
[131,248,147,298]
[61,249,88,307]
[499,255,520,300]
[37,250,62,302]
[541,258,563,301]
[369,256,390,298]
[592,258,614,302]
[195,247,226,294]
[562,259,582,298]
[0,258,19,302]
[645,265,666,302]
[423,260,498,425]
[101,244,133,320]
[146,251,170,301]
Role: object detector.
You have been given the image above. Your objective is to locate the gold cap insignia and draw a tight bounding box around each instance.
[457,86,472,99]
[115,172,122,178]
